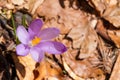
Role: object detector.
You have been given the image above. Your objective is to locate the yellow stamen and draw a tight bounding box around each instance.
[31,36,41,46]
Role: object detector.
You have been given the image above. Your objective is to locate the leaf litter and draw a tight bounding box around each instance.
[0,0,120,80]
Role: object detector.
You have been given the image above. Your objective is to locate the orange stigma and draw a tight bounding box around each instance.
[31,36,41,46]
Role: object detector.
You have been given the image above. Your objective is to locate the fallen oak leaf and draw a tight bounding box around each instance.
[35,58,64,80]
[13,54,36,80]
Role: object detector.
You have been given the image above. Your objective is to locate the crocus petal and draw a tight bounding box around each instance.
[38,28,60,40]
[17,26,30,44]
[30,47,44,62]
[28,19,43,39]
[16,44,29,56]
[38,41,67,54]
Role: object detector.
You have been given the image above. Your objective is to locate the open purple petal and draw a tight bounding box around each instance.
[16,44,30,56]
[17,26,30,44]
[37,41,67,54]
[38,28,60,41]
[30,47,44,62]
[28,19,43,39]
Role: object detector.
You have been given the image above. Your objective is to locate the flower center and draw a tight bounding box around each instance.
[31,36,41,46]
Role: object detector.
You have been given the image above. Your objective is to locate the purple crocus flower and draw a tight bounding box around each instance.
[16,19,67,62]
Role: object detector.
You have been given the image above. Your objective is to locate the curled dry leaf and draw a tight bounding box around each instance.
[89,0,120,28]
[13,54,36,80]
[35,58,67,80]
[89,0,118,15]
[103,7,120,28]
[35,0,62,19]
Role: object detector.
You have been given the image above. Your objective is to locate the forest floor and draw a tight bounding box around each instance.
[0,0,120,80]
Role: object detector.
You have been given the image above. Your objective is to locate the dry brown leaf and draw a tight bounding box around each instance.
[89,0,118,15]
[13,54,67,80]
[35,58,65,80]
[35,0,62,18]
[95,20,111,41]
[103,7,120,27]
[35,0,88,34]
[89,0,120,28]
[110,52,120,80]
[108,30,120,48]
[68,23,98,58]
[13,54,36,80]
[89,0,106,15]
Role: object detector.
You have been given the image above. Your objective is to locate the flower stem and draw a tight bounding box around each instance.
[11,12,18,44]
[22,15,27,27]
